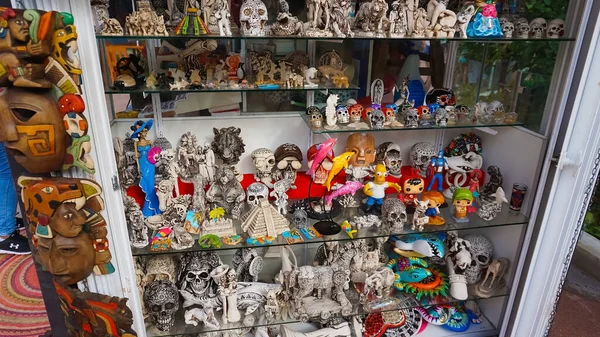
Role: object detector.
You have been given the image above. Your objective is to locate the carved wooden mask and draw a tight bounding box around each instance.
[345,132,376,167]
[0,88,67,173]
[37,231,96,285]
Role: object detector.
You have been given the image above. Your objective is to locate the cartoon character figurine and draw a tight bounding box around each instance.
[422,191,446,225]
[427,150,448,192]
[452,188,473,222]
[362,164,402,215]
[399,170,425,209]
[468,169,483,213]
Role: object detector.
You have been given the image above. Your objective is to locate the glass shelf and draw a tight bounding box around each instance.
[97,34,575,43]
[131,202,528,257]
[105,83,359,94]
[301,113,525,134]
[145,285,509,337]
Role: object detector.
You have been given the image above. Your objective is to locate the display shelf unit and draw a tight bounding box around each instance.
[105,83,360,94]
[96,34,576,43]
[146,290,510,337]
[131,204,528,257]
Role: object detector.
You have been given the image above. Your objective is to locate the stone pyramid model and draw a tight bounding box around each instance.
[242,200,290,238]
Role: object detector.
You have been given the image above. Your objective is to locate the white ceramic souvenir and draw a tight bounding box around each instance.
[206,167,245,219]
[178,251,223,308]
[241,199,290,238]
[324,94,340,130]
[501,20,515,38]
[271,0,304,36]
[215,0,233,36]
[529,17,547,39]
[125,195,148,248]
[184,308,220,328]
[304,67,319,87]
[456,5,475,38]
[354,0,389,37]
[240,0,269,37]
[270,179,292,215]
[475,258,509,298]
[517,21,530,38]
[125,1,169,36]
[389,1,407,38]
[211,265,241,324]
[547,19,565,38]
[464,234,493,284]
[251,148,276,187]
[247,182,269,207]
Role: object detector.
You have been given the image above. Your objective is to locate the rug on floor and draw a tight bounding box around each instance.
[0,254,49,337]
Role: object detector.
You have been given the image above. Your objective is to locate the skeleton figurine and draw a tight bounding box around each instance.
[501,20,515,38]
[409,142,437,177]
[412,199,430,231]
[270,179,292,215]
[125,195,148,248]
[206,167,245,219]
[177,132,201,181]
[247,182,269,207]
[178,251,223,308]
[232,248,263,282]
[463,234,493,284]
[264,290,280,321]
[376,142,402,177]
[144,280,180,331]
[324,94,339,130]
[389,1,407,38]
[252,148,276,187]
[160,148,180,196]
[211,265,241,324]
[239,0,269,36]
[381,198,407,233]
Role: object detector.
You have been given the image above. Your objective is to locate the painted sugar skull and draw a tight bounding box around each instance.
[382,107,396,123]
[240,0,268,37]
[345,132,376,167]
[376,142,402,177]
[306,105,320,116]
[409,142,436,177]
[212,126,245,165]
[463,234,493,284]
[247,182,269,207]
[529,18,547,38]
[336,105,350,124]
[404,108,419,128]
[369,109,385,129]
[426,88,456,108]
[307,144,333,184]
[0,88,68,173]
[547,19,565,38]
[144,280,179,331]
[417,105,431,120]
[381,198,407,233]
[349,104,364,122]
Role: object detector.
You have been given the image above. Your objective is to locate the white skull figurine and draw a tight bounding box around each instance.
[435,108,449,127]
[463,234,493,284]
[246,182,269,206]
[251,148,275,180]
[310,111,323,128]
[547,19,565,38]
[404,108,419,128]
[381,198,407,233]
[292,208,308,228]
[376,142,402,177]
[409,142,436,177]
[501,21,515,38]
[336,105,350,124]
[370,109,385,129]
[529,18,547,39]
[517,22,530,38]
[240,0,268,36]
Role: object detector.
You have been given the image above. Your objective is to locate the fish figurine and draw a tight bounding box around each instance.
[306,138,337,178]
[324,151,355,190]
[325,181,364,206]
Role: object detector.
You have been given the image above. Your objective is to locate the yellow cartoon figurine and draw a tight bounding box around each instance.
[362,163,401,215]
[422,191,446,225]
[453,188,473,222]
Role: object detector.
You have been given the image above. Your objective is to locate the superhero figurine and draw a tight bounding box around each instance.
[399,170,425,210]
[363,164,402,215]
[427,150,448,191]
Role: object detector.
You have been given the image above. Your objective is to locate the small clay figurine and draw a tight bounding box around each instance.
[206,167,245,219]
[453,188,473,222]
[304,67,319,87]
[399,171,425,209]
[428,150,448,191]
[131,120,162,217]
[354,0,389,37]
[212,127,245,166]
[422,191,445,225]
[381,198,408,233]
[324,94,340,130]
[481,165,503,200]
[412,199,429,231]
[270,179,293,215]
[211,265,241,324]
[362,164,402,215]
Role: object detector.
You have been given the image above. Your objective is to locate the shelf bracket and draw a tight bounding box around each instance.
[474,127,498,136]
[557,150,583,177]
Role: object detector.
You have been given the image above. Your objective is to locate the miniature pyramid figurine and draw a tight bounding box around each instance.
[175,7,210,35]
[242,200,290,238]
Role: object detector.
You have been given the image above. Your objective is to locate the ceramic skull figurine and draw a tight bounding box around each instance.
[376,142,403,177]
[273,143,303,183]
[240,0,268,36]
[381,198,407,233]
[547,19,565,38]
[349,104,364,122]
[517,22,530,38]
[336,105,350,124]
[529,18,547,38]
[404,108,419,128]
[369,109,385,129]
[409,142,436,177]
[463,234,493,284]
[292,208,308,228]
[247,182,269,207]
[435,108,449,127]
[310,111,323,128]
[144,280,180,331]
[145,255,177,284]
[307,144,334,184]
[252,148,275,184]
[501,20,515,38]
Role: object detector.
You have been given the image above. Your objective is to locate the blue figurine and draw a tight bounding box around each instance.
[131,120,162,217]
[467,0,504,38]
[427,150,448,192]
